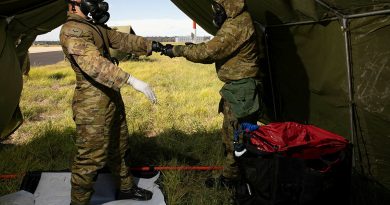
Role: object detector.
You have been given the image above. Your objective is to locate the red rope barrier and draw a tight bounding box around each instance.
[129,166,224,171]
[0,174,20,180]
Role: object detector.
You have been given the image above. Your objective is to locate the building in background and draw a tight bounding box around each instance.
[175,21,211,43]
[175,36,211,43]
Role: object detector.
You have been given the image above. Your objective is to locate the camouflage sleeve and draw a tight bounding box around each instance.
[63,27,130,91]
[172,21,246,63]
[107,29,153,57]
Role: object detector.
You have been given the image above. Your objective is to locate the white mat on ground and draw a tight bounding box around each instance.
[0,172,165,205]
[0,191,34,205]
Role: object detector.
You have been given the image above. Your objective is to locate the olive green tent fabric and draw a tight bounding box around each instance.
[322,0,390,14]
[0,19,23,139]
[265,21,351,136]
[171,0,390,196]
[265,16,390,199]
[350,14,390,189]
[172,0,390,34]
[0,0,67,139]
[247,0,390,26]
[171,0,218,35]
[0,0,51,16]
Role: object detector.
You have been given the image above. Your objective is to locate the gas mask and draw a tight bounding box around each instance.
[79,0,110,25]
[211,1,227,29]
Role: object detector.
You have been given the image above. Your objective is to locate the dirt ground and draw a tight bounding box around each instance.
[28,46,62,54]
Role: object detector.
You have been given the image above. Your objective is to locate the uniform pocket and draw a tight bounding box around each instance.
[220,78,260,118]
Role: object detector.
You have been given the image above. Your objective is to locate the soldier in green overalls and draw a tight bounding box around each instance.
[60,1,164,204]
[161,0,264,187]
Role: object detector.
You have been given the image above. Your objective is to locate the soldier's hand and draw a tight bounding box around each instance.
[127,75,157,104]
[152,41,164,52]
[161,44,175,58]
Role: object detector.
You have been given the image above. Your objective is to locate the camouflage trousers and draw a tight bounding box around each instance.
[220,99,258,179]
[71,93,132,205]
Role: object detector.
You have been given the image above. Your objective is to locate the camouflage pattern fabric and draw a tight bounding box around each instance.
[172,0,264,179]
[61,14,152,92]
[172,0,260,82]
[221,100,240,179]
[71,113,131,204]
[60,13,152,205]
[220,98,260,179]
[215,0,245,18]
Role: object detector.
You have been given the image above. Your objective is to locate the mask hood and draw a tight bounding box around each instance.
[212,1,227,28]
[80,0,110,24]
[214,0,245,18]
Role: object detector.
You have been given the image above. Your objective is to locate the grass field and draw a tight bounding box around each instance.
[0,54,234,204]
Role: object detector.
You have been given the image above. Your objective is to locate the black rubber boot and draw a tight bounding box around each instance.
[117,186,153,201]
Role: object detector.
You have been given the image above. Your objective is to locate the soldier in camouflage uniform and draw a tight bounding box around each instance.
[60,1,163,204]
[162,0,264,186]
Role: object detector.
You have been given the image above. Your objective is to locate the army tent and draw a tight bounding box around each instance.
[0,0,67,139]
[1,0,389,202]
[171,0,390,201]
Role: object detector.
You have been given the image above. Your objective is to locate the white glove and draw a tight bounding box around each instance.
[127,75,157,104]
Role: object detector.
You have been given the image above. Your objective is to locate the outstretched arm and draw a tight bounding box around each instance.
[171,23,244,64]
[107,29,153,57]
[61,27,157,103]
[63,29,130,90]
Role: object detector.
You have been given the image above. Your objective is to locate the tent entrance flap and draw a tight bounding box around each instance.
[0,0,67,140]
[0,21,23,139]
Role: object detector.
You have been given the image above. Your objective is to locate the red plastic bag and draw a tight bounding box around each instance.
[249,122,349,159]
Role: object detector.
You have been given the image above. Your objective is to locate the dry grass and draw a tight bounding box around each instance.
[0,54,233,204]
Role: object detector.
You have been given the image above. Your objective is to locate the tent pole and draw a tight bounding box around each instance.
[315,0,344,18]
[265,0,390,28]
[346,9,390,19]
[254,21,278,121]
[317,0,358,168]
[263,31,278,120]
[266,9,390,28]
[267,18,339,28]
[342,18,356,168]
[315,0,390,19]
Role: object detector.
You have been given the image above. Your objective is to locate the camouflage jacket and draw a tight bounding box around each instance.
[60,13,153,91]
[172,0,261,83]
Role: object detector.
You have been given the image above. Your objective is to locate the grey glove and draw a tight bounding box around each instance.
[127,75,157,104]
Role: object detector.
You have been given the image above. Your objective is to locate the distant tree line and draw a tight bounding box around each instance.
[34,41,61,45]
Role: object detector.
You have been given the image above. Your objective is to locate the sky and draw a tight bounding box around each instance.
[36,0,210,41]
